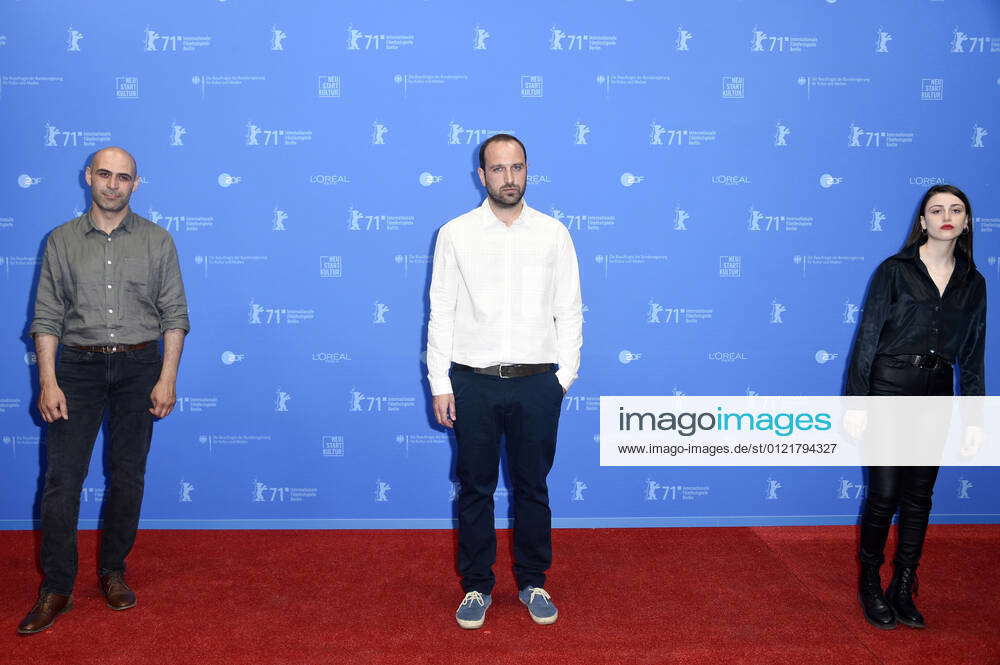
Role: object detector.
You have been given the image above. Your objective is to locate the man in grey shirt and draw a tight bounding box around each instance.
[18,147,189,634]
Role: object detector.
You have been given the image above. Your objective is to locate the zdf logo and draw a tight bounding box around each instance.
[819,173,843,188]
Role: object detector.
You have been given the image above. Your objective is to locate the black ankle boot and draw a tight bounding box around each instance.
[887,565,925,628]
[859,564,896,629]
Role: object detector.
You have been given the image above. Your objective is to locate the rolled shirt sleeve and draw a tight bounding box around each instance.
[29,235,67,339]
[156,232,190,334]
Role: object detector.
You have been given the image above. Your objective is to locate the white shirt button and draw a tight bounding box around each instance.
[107,284,112,289]
[108,309,114,314]
[107,260,112,265]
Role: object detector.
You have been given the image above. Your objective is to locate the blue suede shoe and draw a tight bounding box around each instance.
[455,591,491,629]
[519,586,558,625]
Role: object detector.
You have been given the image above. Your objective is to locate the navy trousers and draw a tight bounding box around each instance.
[40,344,161,595]
[452,367,563,594]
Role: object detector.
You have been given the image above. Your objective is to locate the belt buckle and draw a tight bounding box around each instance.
[498,364,510,379]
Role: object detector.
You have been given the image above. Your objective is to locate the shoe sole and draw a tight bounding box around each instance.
[456,611,488,629]
[456,601,491,629]
[892,610,925,629]
[857,594,896,630]
[107,599,137,611]
[520,599,558,625]
[527,610,558,625]
[16,599,73,635]
[456,616,486,629]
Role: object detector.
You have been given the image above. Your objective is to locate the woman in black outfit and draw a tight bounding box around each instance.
[844,184,987,630]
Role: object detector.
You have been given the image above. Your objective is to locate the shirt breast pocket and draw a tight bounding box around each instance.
[522,265,551,293]
[122,257,149,285]
[521,246,555,294]
[521,258,555,317]
[122,257,151,318]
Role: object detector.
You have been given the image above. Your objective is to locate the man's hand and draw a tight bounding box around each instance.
[151,328,185,419]
[434,394,456,428]
[149,380,177,419]
[38,382,68,423]
[843,409,868,440]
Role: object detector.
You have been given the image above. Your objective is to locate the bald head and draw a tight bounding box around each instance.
[89,146,137,177]
[85,146,140,217]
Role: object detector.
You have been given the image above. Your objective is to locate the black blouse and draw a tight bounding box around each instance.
[845,242,987,396]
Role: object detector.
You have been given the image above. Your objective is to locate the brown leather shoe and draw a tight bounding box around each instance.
[100,572,137,610]
[17,592,72,634]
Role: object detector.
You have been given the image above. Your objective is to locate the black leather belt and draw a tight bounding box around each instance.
[452,363,554,379]
[67,341,154,355]
[890,354,952,371]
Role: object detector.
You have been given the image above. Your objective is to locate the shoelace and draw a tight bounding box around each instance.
[526,587,551,605]
[461,591,486,608]
[860,569,882,592]
[897,570,919,597]
[103,575,131,594]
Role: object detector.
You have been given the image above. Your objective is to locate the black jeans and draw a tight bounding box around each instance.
[452,368,563,594]
[40,344,161,595]
[859,355,953,568]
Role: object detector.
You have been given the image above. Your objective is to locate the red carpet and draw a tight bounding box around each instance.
[1,526,998,665]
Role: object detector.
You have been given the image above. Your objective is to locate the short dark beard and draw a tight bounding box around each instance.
[92,188,130,213]
[487,184,525,209]
[93,197,129,213]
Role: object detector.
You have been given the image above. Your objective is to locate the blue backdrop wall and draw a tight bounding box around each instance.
[1,0,998,528]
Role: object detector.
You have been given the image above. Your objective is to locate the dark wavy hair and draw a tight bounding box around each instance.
[478,133,526,170]
[904,184,976,275]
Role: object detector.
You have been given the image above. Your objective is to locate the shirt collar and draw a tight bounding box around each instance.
[79,209,135,236]
[479,197,531,229]
[893,241,972,281]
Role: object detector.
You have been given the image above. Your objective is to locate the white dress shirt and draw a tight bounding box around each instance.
[427,198,583,395]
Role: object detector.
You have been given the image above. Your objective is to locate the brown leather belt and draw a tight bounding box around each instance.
[67,341,154,355]
[452,363,554,379]
[889,354,952,371]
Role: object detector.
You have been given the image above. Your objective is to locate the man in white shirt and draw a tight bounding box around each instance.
[426,134,583,629]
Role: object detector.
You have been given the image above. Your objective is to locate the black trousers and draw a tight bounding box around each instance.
[859,355,953,568]
[452,368,563,594]
[40,344,161,595]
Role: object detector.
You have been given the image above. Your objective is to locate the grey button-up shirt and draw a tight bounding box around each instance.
[29,211,190,346]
